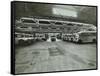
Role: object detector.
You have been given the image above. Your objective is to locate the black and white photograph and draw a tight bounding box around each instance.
[11,1,97,74]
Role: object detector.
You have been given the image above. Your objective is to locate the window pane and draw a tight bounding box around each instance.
[55,22,62,25]
[39,21,50,24]
[22,20,36,23]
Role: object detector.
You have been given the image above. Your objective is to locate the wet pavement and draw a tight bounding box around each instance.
[15,40,97,74]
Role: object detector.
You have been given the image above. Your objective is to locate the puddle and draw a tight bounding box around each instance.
[16,51,40,65]
[15,65,30,74]
[48,47,64,56]
[88,63,95,66]
[71,54,87,64]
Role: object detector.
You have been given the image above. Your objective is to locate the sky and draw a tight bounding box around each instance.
[52,5,78,17]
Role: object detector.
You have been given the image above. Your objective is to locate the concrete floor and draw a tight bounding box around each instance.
[15,39,97,74]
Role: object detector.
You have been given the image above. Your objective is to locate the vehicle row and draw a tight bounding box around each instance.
[62,31,97,43]
[15,30,97,45]
[15,33,48,45]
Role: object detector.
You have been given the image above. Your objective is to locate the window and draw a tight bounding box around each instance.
[40,35,43,37]
[51,27,56,29]
[60,27,64,30]
[39,21,50,24]
[20,27,28,28]
[20,35,24,37]
[22,19,36,23]
[80,33,96,36]
[25,35,30,37]
[41,27,48,29]
[29,35,33,37]
[90,33,96,36]
[88,28,96,31]
[55,22,62,25]
[67,23,73,26]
